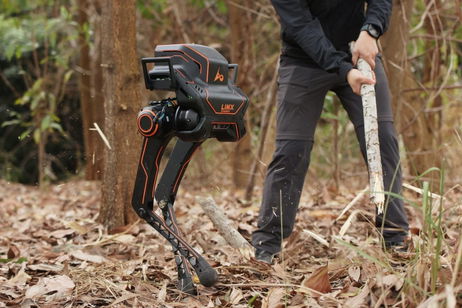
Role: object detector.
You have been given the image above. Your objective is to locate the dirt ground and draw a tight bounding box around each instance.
[0,178,461,307]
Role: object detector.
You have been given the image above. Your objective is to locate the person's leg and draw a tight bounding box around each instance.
[252,60,334,255]
[332,56,409,244]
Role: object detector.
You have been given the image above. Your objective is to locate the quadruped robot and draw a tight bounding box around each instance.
[131,44,249,294]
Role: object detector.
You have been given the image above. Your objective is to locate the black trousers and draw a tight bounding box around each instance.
[251,56,409,254]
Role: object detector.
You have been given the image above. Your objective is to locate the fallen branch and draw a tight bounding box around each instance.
[197,196,253,259]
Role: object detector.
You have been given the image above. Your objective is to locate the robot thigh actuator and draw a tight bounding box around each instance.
[131,44,249,294]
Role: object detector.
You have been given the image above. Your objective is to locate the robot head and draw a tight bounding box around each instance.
[139,44,249,142]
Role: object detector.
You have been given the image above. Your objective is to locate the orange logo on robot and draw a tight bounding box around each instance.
[220,104,235,113]
[214,67,224,82]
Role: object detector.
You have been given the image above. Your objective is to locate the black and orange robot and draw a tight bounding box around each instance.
[132,44,248,294]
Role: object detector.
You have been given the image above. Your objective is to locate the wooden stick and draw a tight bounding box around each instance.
[91,122,112,150]
[352,42,385,214]
[334,186,368,223]
[402,183,444,200]
[303,229,329,247]
[197,196,253,259]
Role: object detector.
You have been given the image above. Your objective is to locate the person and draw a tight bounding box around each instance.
[252,0,409,264]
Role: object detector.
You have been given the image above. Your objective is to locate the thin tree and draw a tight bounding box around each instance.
[228,0,254,189]
[382,0,443,176]
[77,1,98,180]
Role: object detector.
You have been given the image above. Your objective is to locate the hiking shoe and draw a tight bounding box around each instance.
[385,240,409,253]
[255,249,274,264]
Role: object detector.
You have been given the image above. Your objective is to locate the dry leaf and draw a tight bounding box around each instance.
[264,288,285,308]
[8,265,31,286]
[50,229,75,238]
[229,288,244,305]
[65,221,89,235]
[157,280,167,303]
[71,250,107,263]
[114,234,136,244]
[379,274,404,290]
[308,209,338,220]
[344,283,370,306]
[301,265,332,296]
[7,245,20,259]
[348,265,361,282]
[109,293,137,306]
[25,275,74,299]
[272,263,288,280]
[28,263,64,273]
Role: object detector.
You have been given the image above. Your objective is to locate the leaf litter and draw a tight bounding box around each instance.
[0,179,461,307]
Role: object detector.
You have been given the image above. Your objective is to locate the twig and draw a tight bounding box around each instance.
[302,229,329,247]
[91,122,112,150]
[402,85,462,92]
[228,1,271,19]
[339,209,361,238]
[334,187,368,223]
[451,230,462,286]
[403,183,445,200]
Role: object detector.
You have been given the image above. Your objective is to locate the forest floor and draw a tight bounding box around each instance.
[0,178,461,307]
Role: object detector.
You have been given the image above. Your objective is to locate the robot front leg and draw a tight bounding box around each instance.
[132,137,217,290]
[157,140,202,294]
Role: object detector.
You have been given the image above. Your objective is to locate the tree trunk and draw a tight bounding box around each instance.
[228,0,254,189]
[99,0,142,229]
[382,0,441,176]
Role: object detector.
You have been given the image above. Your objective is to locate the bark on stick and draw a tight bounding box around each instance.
[197,196,253,259]
[357,56,385,214]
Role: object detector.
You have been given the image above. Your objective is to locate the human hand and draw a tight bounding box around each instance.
[351,31,378,69]
[347,68,376,95]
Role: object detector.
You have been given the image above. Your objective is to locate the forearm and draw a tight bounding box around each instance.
[365,0,392,36]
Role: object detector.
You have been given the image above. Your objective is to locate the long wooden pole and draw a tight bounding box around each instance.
[359,57,385,214]
[353,43,385,214]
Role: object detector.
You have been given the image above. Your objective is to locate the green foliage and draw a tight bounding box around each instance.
[0,0,79,184]
[1,3,76,125]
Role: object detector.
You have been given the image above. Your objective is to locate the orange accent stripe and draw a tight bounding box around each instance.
[183,45,210,82]
[169,54,190,63]
[173,147,199,193]
[152,146,165,199]
[175,69,187,79]
[140,138,149,204]
[153,211,201,259]
[161,49,203,74]
[138,114,153,133]
[205,88,245,115]
[138,110,159,137]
